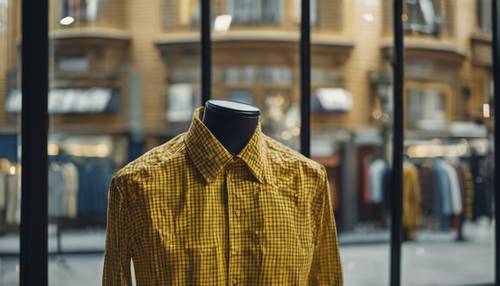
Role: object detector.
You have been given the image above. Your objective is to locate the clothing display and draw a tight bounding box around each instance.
[0,160,20,225]
[398,155,492,236]
[402,161,421,240]
[76,157,113,215]
[102,106,343,285]
[48,160,79,218]
[368,158,388,204]
[0,155,113,230]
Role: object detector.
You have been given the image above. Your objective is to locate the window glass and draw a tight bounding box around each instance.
[229,0,282,25]
[402,1,495,284]
[60,0,101,23]
[404,0,441,35]
[0,0,21,284]
[311,0,391,285]
[407,89,447,130]
[477,0,492,33]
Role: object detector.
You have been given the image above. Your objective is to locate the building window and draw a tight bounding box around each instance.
[167,67,200,122]
[167,83,199,122]
[476,0,492,33]
[260,66,293,85]
[224,66,257,85]
[224,90,254,105]
[60,0,101,24]
[177,0,199,26]
[228,0,282,25]
[407,89,447,130]
[404,0,442,35]
[292,0,318,25]
[57,56,89,72]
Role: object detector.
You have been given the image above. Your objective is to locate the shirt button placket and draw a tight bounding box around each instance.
[227,163,240,285]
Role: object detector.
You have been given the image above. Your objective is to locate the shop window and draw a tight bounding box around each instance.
[407,89,447,130]
[60,0,101,24]
[228,0,282,25]
[404,0,442,35]
[476,0,492,33]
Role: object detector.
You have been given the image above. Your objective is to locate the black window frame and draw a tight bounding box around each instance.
[19,0,499,285]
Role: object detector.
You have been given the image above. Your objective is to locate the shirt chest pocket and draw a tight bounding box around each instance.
[257,183,313,250]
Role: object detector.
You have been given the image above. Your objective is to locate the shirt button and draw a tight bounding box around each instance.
[232,278,238,285]
[231,250,237,256]
[235,209,240,217]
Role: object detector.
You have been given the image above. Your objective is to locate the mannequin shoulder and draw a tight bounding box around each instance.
[113,132,188,183]
[262,134,325,184]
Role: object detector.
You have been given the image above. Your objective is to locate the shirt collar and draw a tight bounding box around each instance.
[184,106,267,185]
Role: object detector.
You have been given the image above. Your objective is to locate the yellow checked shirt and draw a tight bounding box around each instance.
[102,106,343,285]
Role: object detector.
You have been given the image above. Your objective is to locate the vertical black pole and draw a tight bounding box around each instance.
[300,0,311,157]
[201,0,211,105]
[390,0,404,285]
[492,0,499,284]
[20,0,49,284]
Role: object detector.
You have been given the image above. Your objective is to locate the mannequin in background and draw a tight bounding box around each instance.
[202,99,260,156]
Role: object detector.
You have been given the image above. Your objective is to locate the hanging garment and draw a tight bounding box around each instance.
[461,162,474,221]
[416,160,434,218]
[78,158,112,215]
[441,161,463,215]
[361,158,370,204]
[402,162,422,239]
[5,173,18,224]
[479,155,494,219]
[49,162,66,217]
[0,172,5,211]
[470,154,492,219]
[431,159,452,230]
[102,106,343,286]
[61,162,79,218]
[368,158,387,204]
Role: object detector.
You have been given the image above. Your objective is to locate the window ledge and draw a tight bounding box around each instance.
[154,30,353,48]
[50,28,131,41]
[380,37,465,62]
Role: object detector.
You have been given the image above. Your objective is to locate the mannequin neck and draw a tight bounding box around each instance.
[202,105,259,156]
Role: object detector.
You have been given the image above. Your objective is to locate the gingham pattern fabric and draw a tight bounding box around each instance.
[102,106,343,285]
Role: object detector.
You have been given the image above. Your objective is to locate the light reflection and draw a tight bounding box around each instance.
[214,14,232,32]
[59,16,75,26]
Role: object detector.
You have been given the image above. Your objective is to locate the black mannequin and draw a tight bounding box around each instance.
[202,99,260,156]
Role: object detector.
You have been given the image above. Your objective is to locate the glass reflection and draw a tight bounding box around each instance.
[401,0,494,285]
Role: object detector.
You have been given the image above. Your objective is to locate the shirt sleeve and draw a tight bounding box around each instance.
[102,176,133,286]
[308,166,343,285]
